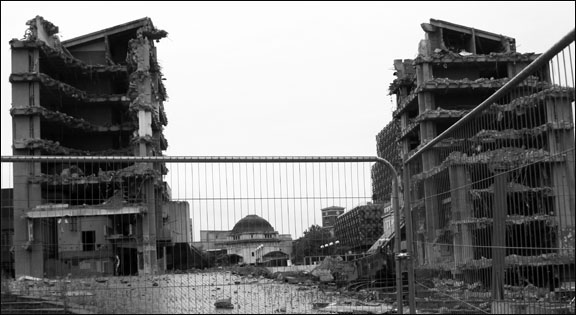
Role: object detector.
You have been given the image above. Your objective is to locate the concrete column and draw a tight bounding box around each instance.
[12,46,44,278]
[132,37,158,275]
[546,97,575,255]
[449,166,474,271]
[417,84,441,264]
[400,114,410,156]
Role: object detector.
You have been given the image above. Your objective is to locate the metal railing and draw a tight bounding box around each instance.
[403,28,575,314]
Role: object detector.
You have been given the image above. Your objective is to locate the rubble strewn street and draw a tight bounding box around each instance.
[5,267,396,314]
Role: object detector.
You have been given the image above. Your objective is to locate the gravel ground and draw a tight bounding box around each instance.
[7,272,376,314]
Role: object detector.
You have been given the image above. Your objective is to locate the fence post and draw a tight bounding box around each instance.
[392,177,403,314]
[376,157,403,314]
[492,172,507,300]
[403,166,416,314]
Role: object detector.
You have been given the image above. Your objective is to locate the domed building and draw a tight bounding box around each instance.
[230,215,275,237]
[218,214,293,265]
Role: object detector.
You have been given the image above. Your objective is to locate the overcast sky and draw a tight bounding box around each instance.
[2,1,575,157]
[1,1,574,239]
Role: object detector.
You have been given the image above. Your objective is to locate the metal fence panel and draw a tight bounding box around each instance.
[1,156,403,314]
[403,31,575,314]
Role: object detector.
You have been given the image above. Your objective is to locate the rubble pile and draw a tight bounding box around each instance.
[229,265,273,279]
[311,256,357,283]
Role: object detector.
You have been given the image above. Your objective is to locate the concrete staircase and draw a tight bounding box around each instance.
[1,294,89,314]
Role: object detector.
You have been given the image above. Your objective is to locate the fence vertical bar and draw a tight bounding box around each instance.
[492,172,507,301]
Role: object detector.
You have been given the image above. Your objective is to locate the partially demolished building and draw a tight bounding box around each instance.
[388,19,575,288]
[9,16,190,277]
[334,203,386,253]
[371,120,402,203]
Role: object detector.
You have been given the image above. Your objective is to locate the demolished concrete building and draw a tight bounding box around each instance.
[389,19,575,287]
[371,103,403,204]
[9,16,191,277]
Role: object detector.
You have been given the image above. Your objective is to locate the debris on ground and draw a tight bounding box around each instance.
[214,297,234,309]
[314,299,393,314]
[383,306,412,314]
[272,270,317,286]
[17,276,44,282]
[60,291,94,297]
[229,265,272,278]
[284,276,299,284]
[312,302,330,309]
[311,256,357,283]
[314,270,334,282]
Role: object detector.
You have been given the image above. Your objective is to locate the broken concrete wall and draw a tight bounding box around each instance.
[162,202,192,244]
[67,40,107,65]
[24,16,59,48]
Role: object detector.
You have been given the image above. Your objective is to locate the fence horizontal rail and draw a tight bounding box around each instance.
[0,155,382,164]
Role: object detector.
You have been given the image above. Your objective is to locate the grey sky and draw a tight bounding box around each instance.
[1,1,574,239]
[2,1,575,157]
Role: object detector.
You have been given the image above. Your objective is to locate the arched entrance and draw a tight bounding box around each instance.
[263,251,289,267]
[228,254,243,265]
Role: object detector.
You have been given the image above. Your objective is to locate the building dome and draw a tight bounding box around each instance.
[231,215,274,235]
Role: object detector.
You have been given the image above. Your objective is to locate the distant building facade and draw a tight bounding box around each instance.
[320,206,345,238]
[321,206,344,228]
[192,230,230,251]
[199,215,293,265]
